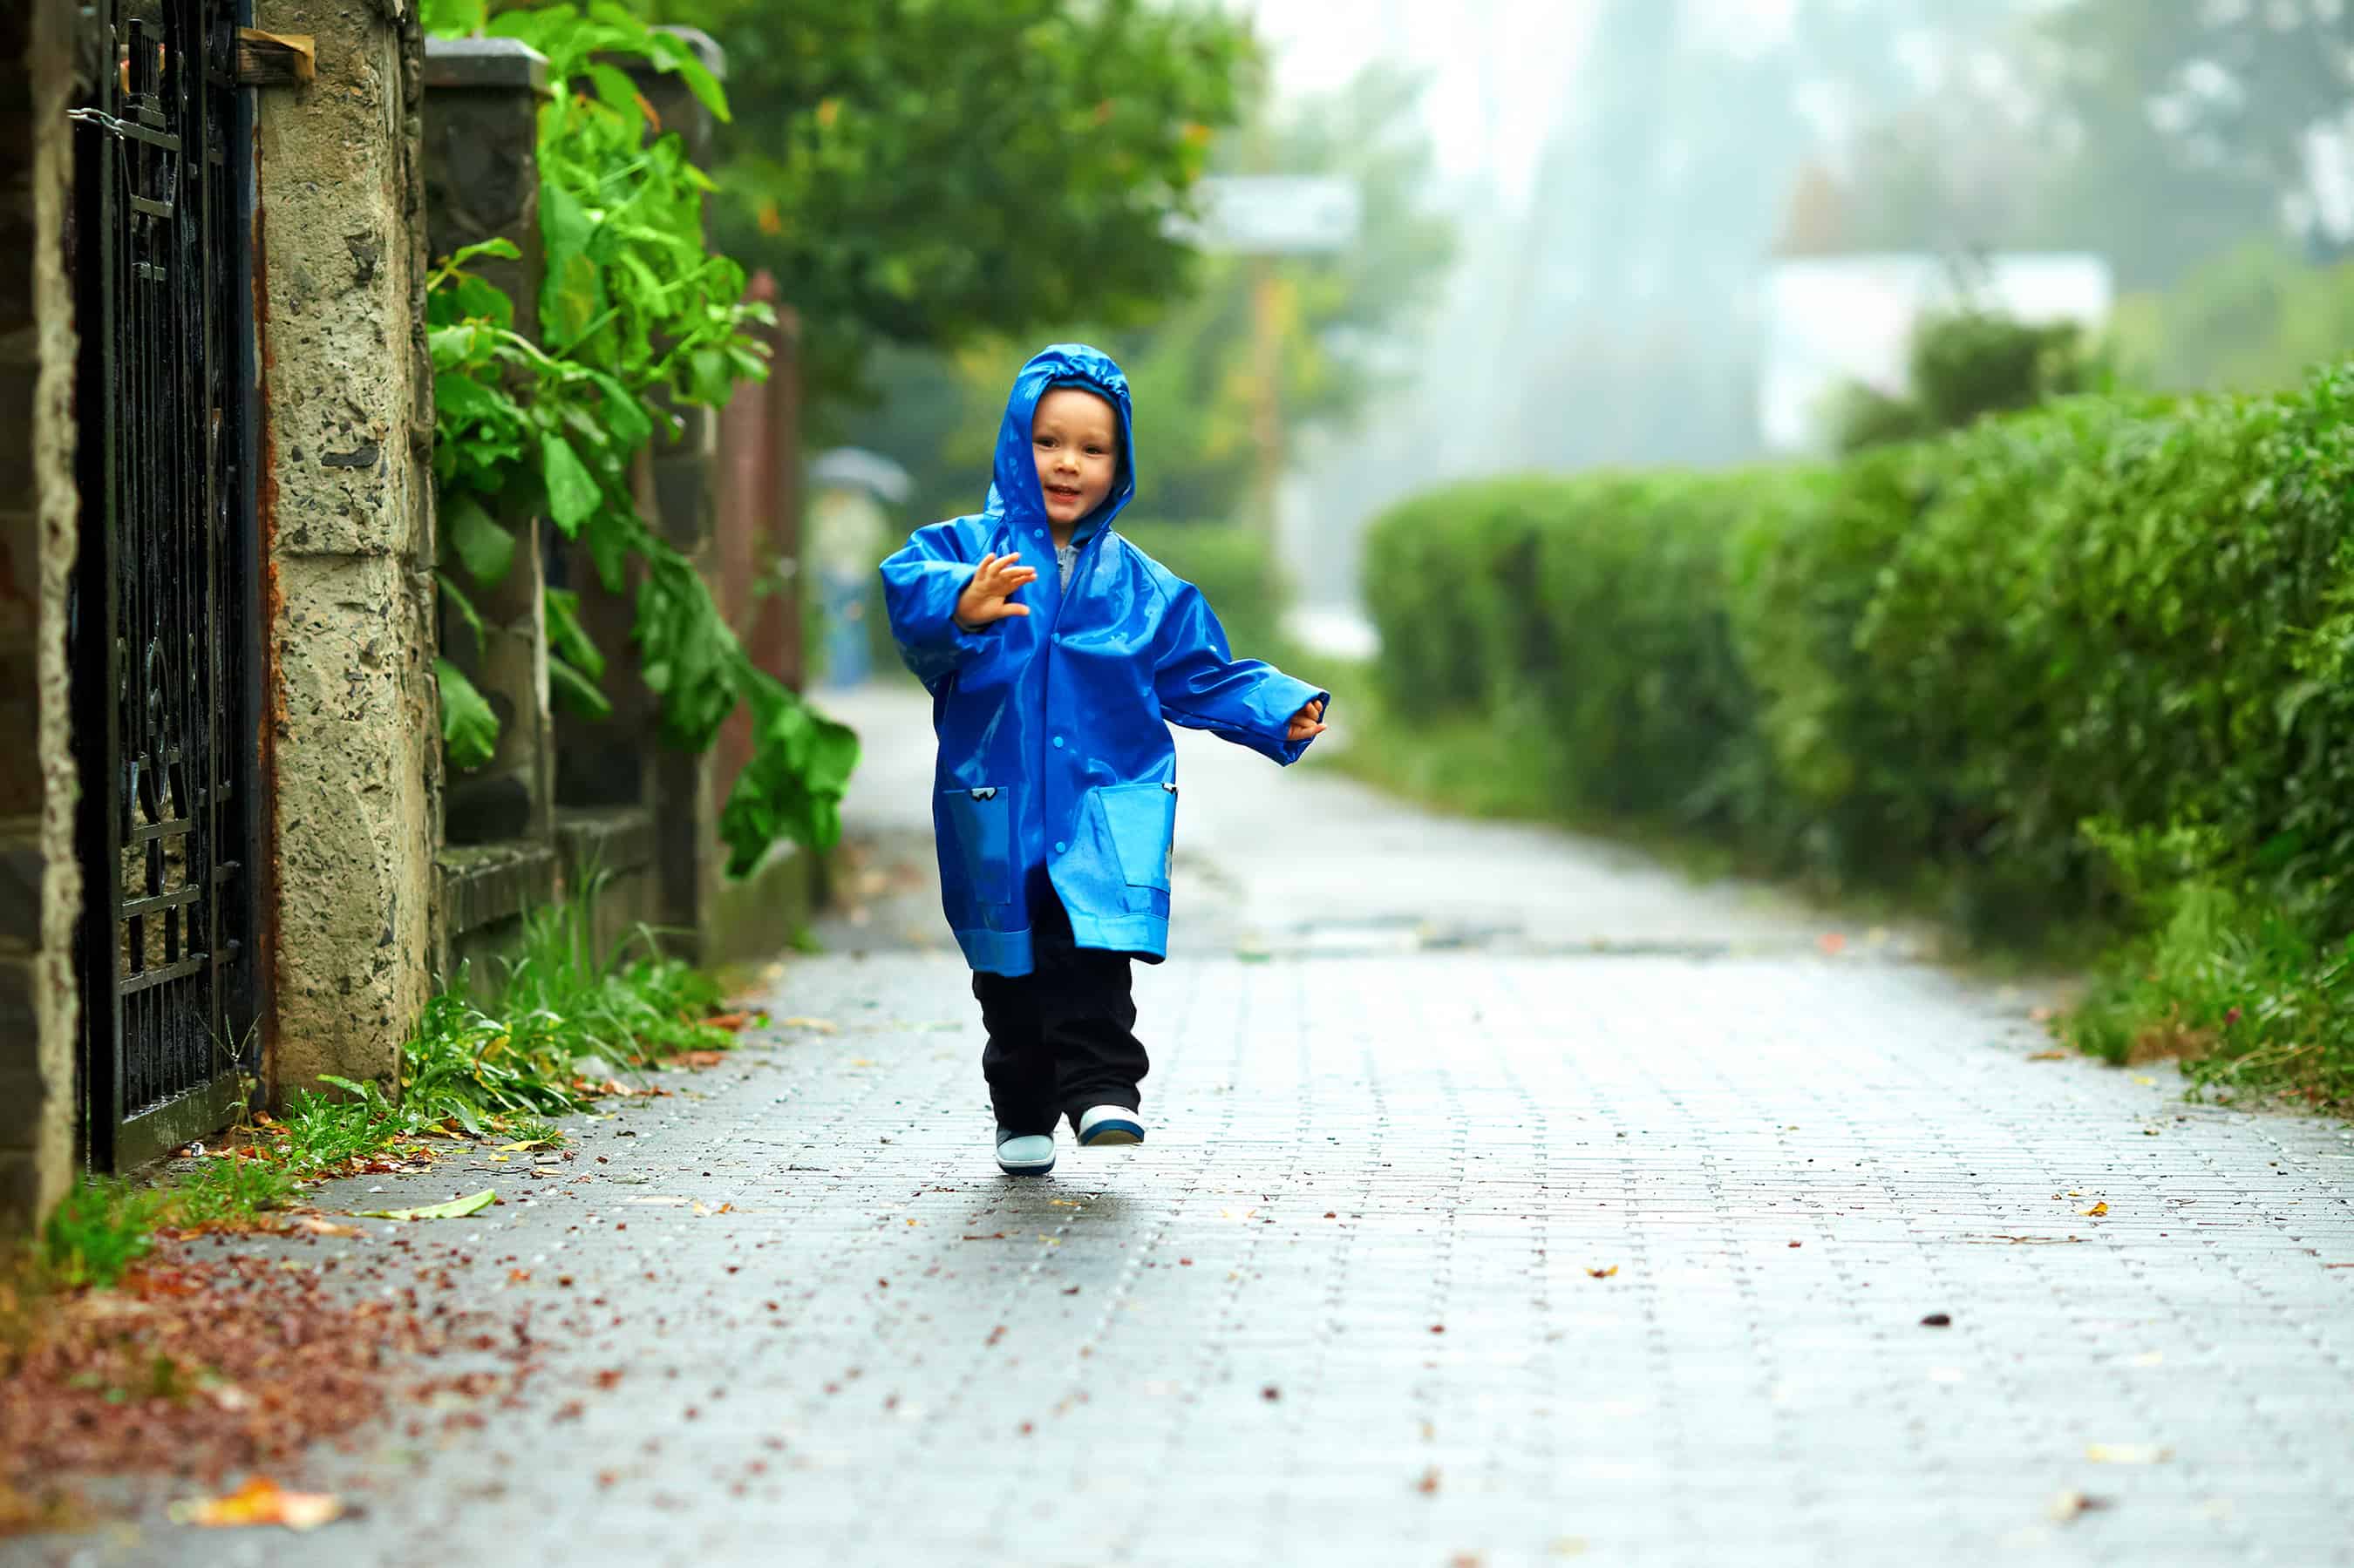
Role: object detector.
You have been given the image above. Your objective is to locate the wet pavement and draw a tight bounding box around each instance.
[34,681,2354,1568]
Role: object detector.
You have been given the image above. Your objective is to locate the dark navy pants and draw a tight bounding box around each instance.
[972,890,1148,1136]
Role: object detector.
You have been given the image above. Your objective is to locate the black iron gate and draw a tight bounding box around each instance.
[70,0,261,1171]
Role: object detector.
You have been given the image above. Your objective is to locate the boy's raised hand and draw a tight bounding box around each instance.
[1286,697,1328,742]
[955,552,1039,629]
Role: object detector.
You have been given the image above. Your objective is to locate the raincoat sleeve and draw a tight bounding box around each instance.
[1150,577,1330,765]
[879,522,1002,695]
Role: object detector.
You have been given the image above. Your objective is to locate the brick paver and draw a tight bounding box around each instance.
[60,684,2354,1568]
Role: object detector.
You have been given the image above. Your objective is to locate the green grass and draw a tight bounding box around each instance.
[31,884,746,1291]
[2065,877,2354,1110]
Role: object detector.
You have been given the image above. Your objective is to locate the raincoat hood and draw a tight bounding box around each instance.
[982,343,1138,540]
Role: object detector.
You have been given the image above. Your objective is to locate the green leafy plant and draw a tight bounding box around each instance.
[1359,356,2354,1105]
[422,3,857,870]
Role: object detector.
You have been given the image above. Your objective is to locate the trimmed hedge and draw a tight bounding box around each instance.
[1363,363,2354,1096]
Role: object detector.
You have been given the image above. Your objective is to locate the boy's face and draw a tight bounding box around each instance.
[1030,387,1119,529]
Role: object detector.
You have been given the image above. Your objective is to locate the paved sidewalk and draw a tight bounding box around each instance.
[46,683,2354,1568]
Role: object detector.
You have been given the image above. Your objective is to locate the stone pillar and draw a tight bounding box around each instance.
[0,0,81,1226]
[253,0,439,1098]
[423,37,553,847]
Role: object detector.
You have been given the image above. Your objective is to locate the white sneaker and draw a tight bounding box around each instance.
[995,1128,1056,1176]
[1076,1105,1145,1147]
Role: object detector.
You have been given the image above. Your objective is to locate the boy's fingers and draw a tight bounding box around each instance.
[1002,603,1031,617]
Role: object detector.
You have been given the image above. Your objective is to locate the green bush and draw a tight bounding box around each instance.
[1362,359,2354,1102]
[1115,520,1288,662]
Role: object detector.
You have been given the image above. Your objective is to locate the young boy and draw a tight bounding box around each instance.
[880,344,1330,1176]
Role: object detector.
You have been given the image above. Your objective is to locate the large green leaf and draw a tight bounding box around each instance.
[435,657,500,771]
[544,586,608,681]
[541,433,602,536]
[445,492,517,587]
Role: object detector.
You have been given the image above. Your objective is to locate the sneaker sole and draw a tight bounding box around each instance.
[997,1153,1056,1176]
[1078,1124,1143,1147]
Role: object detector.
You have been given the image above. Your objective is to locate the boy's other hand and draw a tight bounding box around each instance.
[955,552,1038,629]
[1286,697,1328,742]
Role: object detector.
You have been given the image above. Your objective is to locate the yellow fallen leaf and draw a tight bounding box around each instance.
[354,1189,496,1221]
[2026,1049,2068,1062]
[2079,1202,2109,1217]
[847,1058,874,1069]
[1586,1266,1618,1279]
[2085,1442,2170,1465]
[2131,1075,2156,1087]
[495,1138,556,1151]
[169,1477,343,1531]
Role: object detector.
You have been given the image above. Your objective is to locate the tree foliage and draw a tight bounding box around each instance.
[867,64,1456,533]
[645,0,1256,403]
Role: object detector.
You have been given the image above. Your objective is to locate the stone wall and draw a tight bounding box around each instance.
[0,0,82,1225]
[253,0,439,1098]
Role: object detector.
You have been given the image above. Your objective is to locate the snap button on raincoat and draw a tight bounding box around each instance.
[879,344,1329,977]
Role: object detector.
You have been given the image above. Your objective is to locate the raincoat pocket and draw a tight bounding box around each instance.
[1095,782,1176,893]
[940,785,1019,906]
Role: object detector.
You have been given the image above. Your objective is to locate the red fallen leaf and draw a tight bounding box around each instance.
[553,1401,585,1422]
[1429,1325,1446,1334]
[985,1326,1006,1347]
[675,1050,730,1069]
[1817,932,1847,955]
[1262,1386,1281,1402]
[1788,1240,1803,1248]
[1416,1467,1442,1496]
[507,1269,531,1285]
[1179,1259,1193,1266]
[699,1012,752,1032]
[595,1369,625,1388]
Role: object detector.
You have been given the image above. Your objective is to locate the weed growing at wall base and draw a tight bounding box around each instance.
[31,893,752,1287]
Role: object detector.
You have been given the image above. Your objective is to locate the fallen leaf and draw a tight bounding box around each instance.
[699,1012,752,1031]
[168,1477,344,1531]
[1416,1466,1442,1496]
[2080,1202,2109,1218]
[354,1189,495,1221]
[2085,1443,2170,1465]
[2048,1490,2111,1522]
[2026,1049,2068,1062]
[1586,1266,1618,1279]
[1920,1312,1952,1327]
[1817,932,1847,955]
[291,1216,364,1238]
[779,1016,840,1035]
[494,1138,557,1152]
[675,1051,729,1069]
[2131,1074,2157,1087]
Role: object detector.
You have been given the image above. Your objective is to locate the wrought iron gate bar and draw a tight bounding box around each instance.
[72,0,257,1171]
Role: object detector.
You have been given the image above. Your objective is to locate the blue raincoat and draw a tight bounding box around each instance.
[880,344,1329,976]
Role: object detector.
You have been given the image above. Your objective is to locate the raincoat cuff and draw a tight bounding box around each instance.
[1271,685,1331,765]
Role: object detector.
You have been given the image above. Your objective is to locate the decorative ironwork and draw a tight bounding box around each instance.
[71,0,259,1170]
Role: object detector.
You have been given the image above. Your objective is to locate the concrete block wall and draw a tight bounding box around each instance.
[0,0,83,1225]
